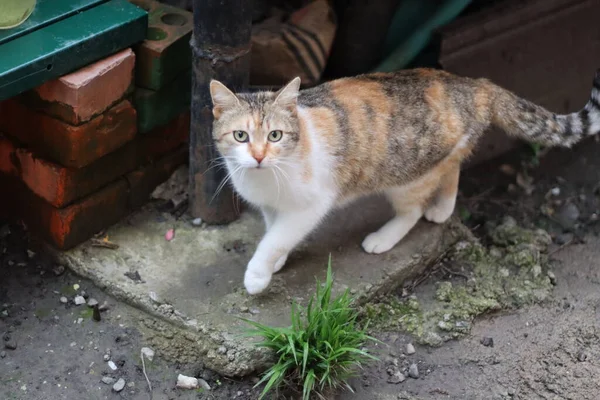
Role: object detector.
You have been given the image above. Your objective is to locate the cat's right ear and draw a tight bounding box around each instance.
[210,80,240,119]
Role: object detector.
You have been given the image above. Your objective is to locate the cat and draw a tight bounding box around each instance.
[209,68,600,295]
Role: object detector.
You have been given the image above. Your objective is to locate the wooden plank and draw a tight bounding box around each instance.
[0,0,109,46]
[0,0,148,101]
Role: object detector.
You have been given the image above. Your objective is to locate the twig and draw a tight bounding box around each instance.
[90,238,119,249]
[549,238,574,256]
[140,349,153,400]
[441,266,471,280]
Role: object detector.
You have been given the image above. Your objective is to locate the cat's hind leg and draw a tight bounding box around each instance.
[362,187,423,254]
[424,164,460,224]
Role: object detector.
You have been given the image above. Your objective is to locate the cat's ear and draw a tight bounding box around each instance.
[210,80,240,119]
[273,77,301,112]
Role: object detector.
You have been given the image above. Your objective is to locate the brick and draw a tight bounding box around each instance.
[0,99,137,168]
[11,111,189,208]
[0,135,17,176]
[126,145,187,209]
[20,49,136,125]
[134,69,190,133]
[0,0,147,101]
[129,0,192,90]
[0,175,129,250]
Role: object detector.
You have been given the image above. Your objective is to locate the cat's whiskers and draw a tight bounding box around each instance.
[210,164,243,205]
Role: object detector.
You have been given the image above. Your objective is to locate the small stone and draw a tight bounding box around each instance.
[103,354,110,361]
[149,291,161,304]
[73,284,80,291]
[5,340,17,350]
[59,297,68,304]
[27,250,36,259]
[406,343,415,355]
[249,308,260,315]
[217,346,227,354]
[77,318,84,324]
[176,374,199,389]
[101,377,115,385]
[577,350,588,362]
[127,382,135,388]
[192,218,203,226]
[108,360,118,370]
[198,378,211,391]
[112,378,126,392]
[87,298,98,307]
[98,302,110,312]
[0,351,6,358]
[547,271,557,285]
[532,265,542,279]
[74,296,86,306]
[408,363,419,379]
[556,202,580,229]
[141,347,155,362]
[481,337,494,347]
[239,306,249,313]
[387,371,406,384]
[53,265,65,276]
[550,187,561,196]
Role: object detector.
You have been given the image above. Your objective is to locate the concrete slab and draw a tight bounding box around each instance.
[52,195,468,377]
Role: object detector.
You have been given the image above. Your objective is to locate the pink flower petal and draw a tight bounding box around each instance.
[165,229,175,241]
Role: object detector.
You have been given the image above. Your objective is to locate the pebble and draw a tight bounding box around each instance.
[0,351,6,358]
[101,377,115,385]
[176,374,199,389]
[550,187,561,196]
[556,202,580,229]
[52,265,65,276]
[149,291,161,304]
[577,350,588,362]
[108,360,118,370]
[59,297,68,304]
[547,271,557,285]
[141,347,155,362]
[87,298,99,307]
[406,343,415,355]
[198,378,211,391]
[408,363,419,379]
[5,340,17,350]
[387,371,406,384]
[481,337,494,347]
[112,378,126,392]
[98,302,110,312]
[74,296,86,306]
[192,218,203,226]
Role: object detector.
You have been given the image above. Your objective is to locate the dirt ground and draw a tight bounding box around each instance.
[2,137,600,400]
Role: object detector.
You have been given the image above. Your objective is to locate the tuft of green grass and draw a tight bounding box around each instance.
[242,255,378,400]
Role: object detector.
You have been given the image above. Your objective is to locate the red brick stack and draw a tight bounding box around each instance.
[0,48,189,250]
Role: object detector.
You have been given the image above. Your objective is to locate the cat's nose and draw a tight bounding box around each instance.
[253,154,265,165]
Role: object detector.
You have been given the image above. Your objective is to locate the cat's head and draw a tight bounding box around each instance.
[209,78,301,169]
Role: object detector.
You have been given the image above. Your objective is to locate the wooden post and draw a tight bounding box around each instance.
[189,0,251,223]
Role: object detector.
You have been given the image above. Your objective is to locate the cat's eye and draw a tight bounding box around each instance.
[268,130,283,142]
[233,130,249,143]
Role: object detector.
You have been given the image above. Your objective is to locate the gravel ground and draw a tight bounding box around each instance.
[2,138,600,400]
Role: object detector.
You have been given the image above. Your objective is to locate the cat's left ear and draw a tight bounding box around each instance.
[273,77,301,112]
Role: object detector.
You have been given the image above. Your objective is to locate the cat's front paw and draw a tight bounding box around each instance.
[362,231,399,254]
[244,268,272,295]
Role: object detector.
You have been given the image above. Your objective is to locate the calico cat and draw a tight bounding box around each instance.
[209,68,600,295]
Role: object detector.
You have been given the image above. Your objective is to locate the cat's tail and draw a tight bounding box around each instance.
[487,69,600,148]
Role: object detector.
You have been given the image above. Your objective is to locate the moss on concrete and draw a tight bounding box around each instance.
[363,216,555,346]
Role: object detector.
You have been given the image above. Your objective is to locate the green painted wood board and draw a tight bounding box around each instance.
[134,69,190,133]
[0,0,148,101]
[0,0,109,46]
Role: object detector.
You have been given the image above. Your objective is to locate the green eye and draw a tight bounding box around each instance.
[233,130,249,142]
[268,130,283,142]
